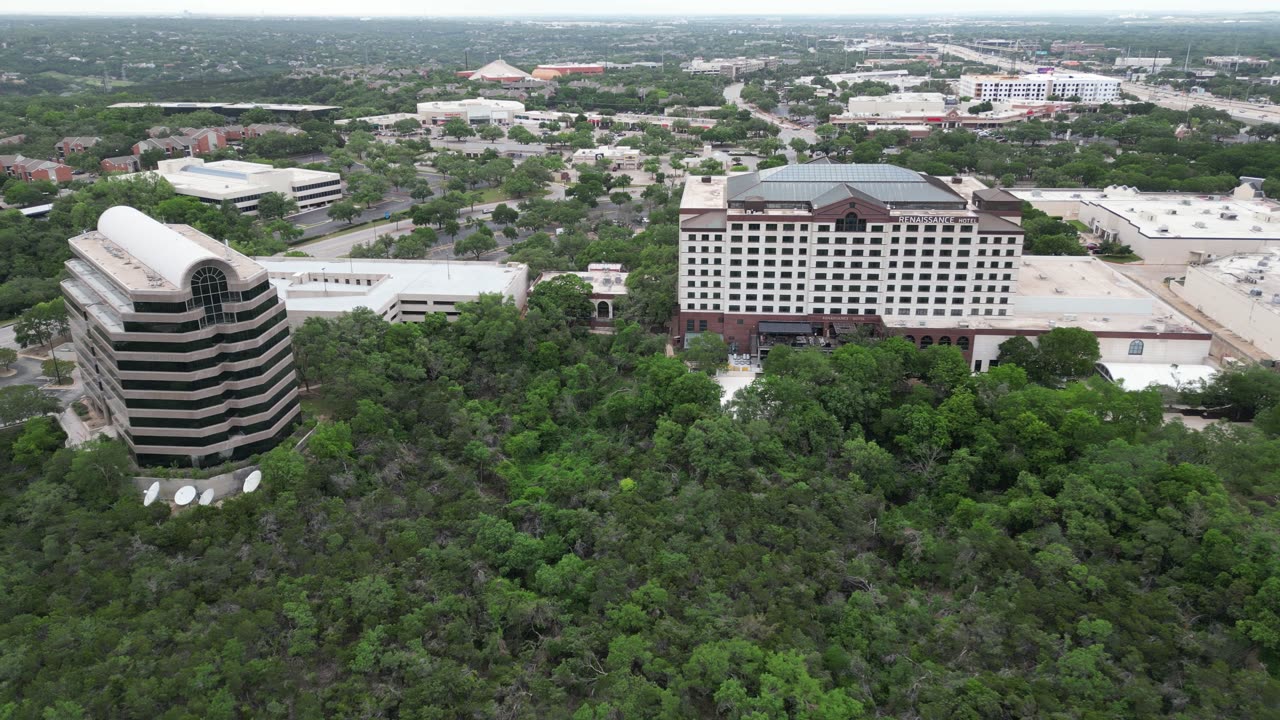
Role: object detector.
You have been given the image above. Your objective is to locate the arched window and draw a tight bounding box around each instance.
[191,266,230,327]
[938,336,952,346]
[957,336,971,351]
[920,335,934,348]
[1128,339,1144,356]
[597,300,611,319]
[903,335,915,344]
[835,211,867,233]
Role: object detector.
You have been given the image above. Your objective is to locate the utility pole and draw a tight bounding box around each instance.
[1183,44,1191,73]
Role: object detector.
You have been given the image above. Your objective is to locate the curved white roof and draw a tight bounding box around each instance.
[97,206,222,288]
[417,98,526,113]
[1096,362,1218,390]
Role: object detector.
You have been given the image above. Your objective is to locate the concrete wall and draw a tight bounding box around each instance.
[1175,267,1280,360]
[969,329,1210,371]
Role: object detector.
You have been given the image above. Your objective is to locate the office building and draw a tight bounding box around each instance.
[122,158,343,214]
[1012,179,1280,265]
[62,206,301,467]
[958,72,1121,103]
[254,257,529,326]
[1203,56,1270,69]
[677,162,1027,354]
[1113,57,1173,70]
[683,57,779,79]
[843,93,950,116]
[415,98,526,125]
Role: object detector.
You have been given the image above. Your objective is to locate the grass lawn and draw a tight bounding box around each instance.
[1069,220,1091,233]
[475,187,548,204]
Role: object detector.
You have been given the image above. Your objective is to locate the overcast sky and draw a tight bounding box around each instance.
[6,0,1280,16]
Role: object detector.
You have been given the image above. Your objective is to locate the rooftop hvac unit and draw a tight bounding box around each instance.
[1063,313,1078,321]
[1250,288,1264,296]
[1252,226,1264,232]
[957,321,970,328]
[1054,287,1065,294]
[1157,225,1170,233]
[1141,324,1158,330]
[1193,221,1207,229]
[1220,212,1238,220]
[1038,273,1048,279]
[1180,199,1192,205]
[1099,193,1108,198]
[1071,193,1082,198]
[1167,209,1178,215]
[1272,294,1280,304]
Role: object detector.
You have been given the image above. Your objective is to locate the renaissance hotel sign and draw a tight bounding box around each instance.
[896,215,979,224]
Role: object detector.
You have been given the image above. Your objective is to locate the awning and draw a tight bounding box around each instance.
[758,321,813,335]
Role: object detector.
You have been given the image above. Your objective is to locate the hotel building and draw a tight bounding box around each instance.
[63,206,301,467]
[678,163,1026,354]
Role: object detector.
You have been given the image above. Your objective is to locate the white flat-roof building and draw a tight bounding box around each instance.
[255,257,529,326]
[1012,179,1280,265]
[1114,57,1174,70]
[1173,250,1280,361]
[959,72,1121,103]
[944,255,1211,372]
[334,112,422,130]
[796,70,933,91]
[123,158,343,215]
[416,98,525,125]
[683,57,778,79]
[843,92,949,116]
[571,146,642,170]
[536,262,629,321]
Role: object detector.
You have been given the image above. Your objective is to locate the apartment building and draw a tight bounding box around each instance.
[958,72,1121,103]
[62,206,301,467]
[55,136,99,159]
[677,162,1025,353]
[0,154,74,183]
[133,128,227,158]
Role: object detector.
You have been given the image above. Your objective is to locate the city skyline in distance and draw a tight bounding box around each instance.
[3,1,1280,17]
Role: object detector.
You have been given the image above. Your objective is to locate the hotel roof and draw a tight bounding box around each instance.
[723,163,967,207]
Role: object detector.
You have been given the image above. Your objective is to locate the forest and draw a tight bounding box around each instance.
[3,284,1280,717]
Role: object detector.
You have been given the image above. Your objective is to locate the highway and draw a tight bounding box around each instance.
[938,44,1280,125]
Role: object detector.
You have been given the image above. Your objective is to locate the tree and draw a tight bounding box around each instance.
[507,125,538,144]
[491,203,518,225]
[455,231,497,260]
[255,192,298,222]
[442,117,475,140]
[409,179,435,202]
[42,357,73,385]
[392,117,422,135]
[682,332,729,374]
[1034,327,1101,384]
[327,200,360,224]
[609,191,632,208]
[0,385,58,426]
[393,227,437,258]
[11,416,64,465]
[0,347,16,371]
[478,124,506,143]
[529,274,594,324]
[14,298,69,353]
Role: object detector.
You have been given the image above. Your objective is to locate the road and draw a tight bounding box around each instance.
[290,193,418,240]
[293,184,568,258]
[938,44,1280,125]
[724,82,819,147]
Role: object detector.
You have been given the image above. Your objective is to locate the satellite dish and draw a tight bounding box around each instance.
[174,485,197,506]
[243,470,262,493]
[143,481,160,506]
[199,488,215,506]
